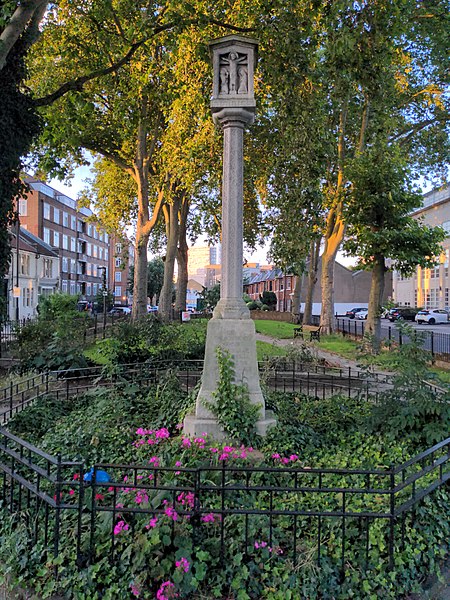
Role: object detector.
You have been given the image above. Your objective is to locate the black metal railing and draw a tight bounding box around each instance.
[335,317,450,360]
[0,361,396,426]
[0,426,449,580]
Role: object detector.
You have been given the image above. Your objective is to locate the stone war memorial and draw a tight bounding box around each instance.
[184,36,276,439]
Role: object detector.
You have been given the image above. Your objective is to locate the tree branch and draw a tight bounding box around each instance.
[142,187,165,237]
[82,142,135,176]
[0,0,47,71]
[33,17,254,107]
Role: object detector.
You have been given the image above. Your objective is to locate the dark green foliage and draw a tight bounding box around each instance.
[205,348,261,446]
[198,283,220,312]
[259,291,277,310]
[95,319,206,366]
[13,296,90,372]
[0,40,41,279]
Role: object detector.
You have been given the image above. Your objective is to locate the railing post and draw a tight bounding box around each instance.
[54,452,62,560]
[9,381,13,418]
[431,331,434,358]
[388,465,396,571]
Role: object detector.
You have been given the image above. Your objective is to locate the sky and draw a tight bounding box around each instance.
[50,165,357,268]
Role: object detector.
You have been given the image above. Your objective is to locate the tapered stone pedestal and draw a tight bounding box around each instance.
[183,316,276,440]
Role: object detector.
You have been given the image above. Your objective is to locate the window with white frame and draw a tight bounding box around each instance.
[93,227,98,240]
[62,280,68,293]
[442,221,450,236]
[53,208,60,224]
[71,259,76,274]
[93,283,98,295]
[53,231,60,247]
[115,271,122,282]
[71,215,77,230]
[115,286,122,297]
[20,253,30,275]
[87,243,92,256]
[70,282,76,295]
[43,203,50,220]
[87,224,93,237]
[87,283,92,296]
[99,246,103,260]
[115,258,122,267]
[43,228,50,245]
[18,199,27,216]
[105,248,108,260]
[62,257,68,272]
[287,278,291,290]
[115,243,122,254]
[104,233,108,244]
[93,245,98,258]
[63,212,69,227]
[62,234,68,250]
[87,263,92,276]
[71,237,76,252]
[43,259,53,278]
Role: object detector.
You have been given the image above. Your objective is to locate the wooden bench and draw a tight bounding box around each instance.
[310,327,321,342]
[293,326,304,339]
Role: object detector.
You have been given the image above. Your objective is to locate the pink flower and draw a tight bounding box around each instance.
[175,557,190,573]
[175,461,182,467]
[113,520,129,535]
[201,513,216,523]
[271,453,280,459]
[145,517,158,529]
[156,581,178,600]
[210,447,218,453]
[149,456,160,467]
[73,473,80,480]
[155,428,170,439]
[282,457,290,465]
[164,506,179,521]
[95,493,104,501]
[108,486,114,492]
[176,423,183,430]
[290,454,299,461]
[69,489,75,496]
[135,492,149,505]
[181,438,191,448]
[130,583,140,597]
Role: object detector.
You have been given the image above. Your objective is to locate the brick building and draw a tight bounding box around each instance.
[19,177,111,302]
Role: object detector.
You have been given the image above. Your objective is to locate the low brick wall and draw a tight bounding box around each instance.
[250,311,293,322]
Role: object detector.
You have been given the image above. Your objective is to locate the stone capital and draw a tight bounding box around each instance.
[211,106,255,128]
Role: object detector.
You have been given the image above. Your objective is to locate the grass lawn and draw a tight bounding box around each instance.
[316,334,360,360]
[256,340,289,360]
[253,320,299,338]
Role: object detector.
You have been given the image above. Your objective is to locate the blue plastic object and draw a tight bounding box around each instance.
[83,468,111,483]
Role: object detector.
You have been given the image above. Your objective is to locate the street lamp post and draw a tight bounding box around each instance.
[15,214,20,322]
[98,266,107,338]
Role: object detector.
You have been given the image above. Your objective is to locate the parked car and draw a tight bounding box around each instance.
[345,307,367,319]
[147,305,158,313]
[415,309,450,325]
[388,307,419,322]
[355,309,368,320]
[108,306,131,316]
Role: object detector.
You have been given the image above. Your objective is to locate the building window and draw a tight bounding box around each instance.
[87,224,93,237]
[442,221,450,236]
[280,280,284,291]
[105,248,108,261]
[18,199,27,216]
[62,280,68,293]
[77,220,84,233]
[99,232,103,242]
[93,245,98,258]
[43,259,53,278]
[53,208,60,224]
[20,253,30,275]
[87,283,92,296]
[104,233,108,244]
[43,202,50,220]
[87,263,92,276]
[62,257,68,272]
[87,243,92,256]
[71,237,76,252]
[71,259,76,274]
[71,215,76,230]
[430,266,439,278]
[99,246,103,260]
[62,234,68,250]
[93,283,98,295]
[115,258,122,267]
[93,227,98,240]
[53,231,60,247]
[287,278,291,290]
[115,286,122,297]
[43,228,50,245]
[115,243,122,254]
[115,271,122,282]
[70,282,76,295]
[63,212,69,227]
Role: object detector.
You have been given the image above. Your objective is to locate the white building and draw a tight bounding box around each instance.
[6,228,60,321]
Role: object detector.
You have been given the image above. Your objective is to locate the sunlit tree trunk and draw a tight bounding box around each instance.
[159,195,181,321]
[291,275,302,322]
[304,238,321,325]
[175,197,189,313]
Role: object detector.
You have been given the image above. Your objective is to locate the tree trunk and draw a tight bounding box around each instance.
[366,254,386,351]
[291,275,302,323]
[320,204,345,334]
[132,224,150,319]
[159,197,181,321]
[175,198,189,313]
[304,238,321,325]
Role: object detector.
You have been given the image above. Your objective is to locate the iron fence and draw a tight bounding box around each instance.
[0,426,449,582]
[335,317,450,360]
[0,360,396,426]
